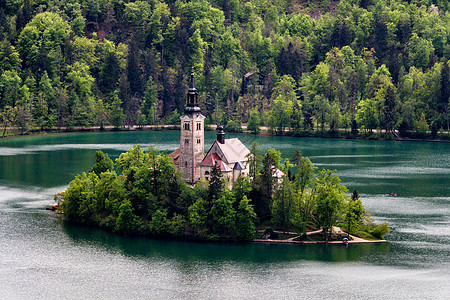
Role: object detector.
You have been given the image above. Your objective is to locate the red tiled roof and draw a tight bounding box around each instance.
[169,147,181,165]
[200,152,232,172]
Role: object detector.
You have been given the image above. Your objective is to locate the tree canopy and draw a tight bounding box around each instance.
[0,0,448,138]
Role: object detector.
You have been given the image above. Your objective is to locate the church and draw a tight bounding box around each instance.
[170,71,250,187]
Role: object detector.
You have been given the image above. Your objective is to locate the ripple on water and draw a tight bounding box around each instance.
[0,143,180,156]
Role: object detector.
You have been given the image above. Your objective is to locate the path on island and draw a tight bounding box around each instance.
[254,226,385,245]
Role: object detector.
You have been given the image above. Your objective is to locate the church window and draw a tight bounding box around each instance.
[185,139,189,144]
[184,122,190,131]
[196,123,201,130]
[197,139,201,144]
[185,161,188,167]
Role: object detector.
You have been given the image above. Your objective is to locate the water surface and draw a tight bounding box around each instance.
[0,131,448,299]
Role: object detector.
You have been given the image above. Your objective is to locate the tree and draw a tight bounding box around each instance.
[109,91,125,128]
[344,191,364,237]
[383,85,397,133]
[189,197,209,236]
[90,150,114,175]
[141,76,159,125]
[416,113,429,136]
[235,196,256,241]
[314,169,347,239]
[115,145,147,176]
[272,177,295,233]
[440,61,449,130]
[150,209,170,237]
[210,190,236,236]
[245,142,262,180]
[356,99,378,133]
[115,199,138,234]
[208,162,223,201]
[0,106,16,138]
[292,151,316,196]
[17,12,71,77]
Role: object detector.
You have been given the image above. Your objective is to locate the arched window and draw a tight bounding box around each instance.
[185,161,188,167]
[184,122,190,131]
[205,171,210,175]
[197,123,201,130]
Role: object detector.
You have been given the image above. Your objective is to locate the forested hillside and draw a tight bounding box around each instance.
[0,0,448,137]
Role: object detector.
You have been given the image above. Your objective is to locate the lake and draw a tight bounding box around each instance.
[0,131,448,299]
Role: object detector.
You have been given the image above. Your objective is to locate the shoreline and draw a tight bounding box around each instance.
[2,125,449,144]
[253,227,387,245]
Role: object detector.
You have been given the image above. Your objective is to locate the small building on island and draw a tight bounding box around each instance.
[170,71,250,187]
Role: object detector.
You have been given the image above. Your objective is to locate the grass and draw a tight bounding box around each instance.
[352,230,379,241]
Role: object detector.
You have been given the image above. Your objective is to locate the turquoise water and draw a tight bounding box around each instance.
[0,131,449,299]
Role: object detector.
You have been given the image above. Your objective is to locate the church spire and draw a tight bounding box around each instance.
[186,67,200,112]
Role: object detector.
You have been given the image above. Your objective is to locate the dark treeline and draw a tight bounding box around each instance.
[59,145,390,241]
[0,0,449,138]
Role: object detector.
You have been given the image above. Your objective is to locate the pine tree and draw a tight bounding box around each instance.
[208,162,223,201]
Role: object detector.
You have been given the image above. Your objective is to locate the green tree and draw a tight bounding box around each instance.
[115,199,138,234]
[292,151,316,196]
[247,109,261,134]
[314,169,347,239]
[356,99,378,133]
[150,209,170,237]
[141,76,159,125]
[90,150,114,176]
[210,190,236,236]
[245,142,262,180]
[208,162,223,200]
[109,91,125,128]
[343,192,364,237]
[235,196,256,241]
[416,113,429,136]
[271,177,295,233]
[440,61,449,130]
[0,106,16,137]
[189,197,210,236]
[17,12,71,77]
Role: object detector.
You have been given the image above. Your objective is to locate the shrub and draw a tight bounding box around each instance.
[370,222,390,239]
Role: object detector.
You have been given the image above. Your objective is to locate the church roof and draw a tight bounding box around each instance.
[234,161,245,170]
[169,147,181,166]
[215,138,250,164]
[200,152,232,172]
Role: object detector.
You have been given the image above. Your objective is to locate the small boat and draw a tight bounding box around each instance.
[46,204,59,211]
[343,238,349,246]
[389,193,397,197]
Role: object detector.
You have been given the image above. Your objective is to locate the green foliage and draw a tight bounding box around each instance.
[90,150,114,176]
[210,190,236,235]
[0,0,446,137]
[314,169,347,238]
[235,196,257,241]
[370,222,390,239]
[189,197,210,235]
[116,199,139,234]
[247,109,261,134]
[271,177,295,233]
[224,119,242,132]
[208,162,223,200]
[59,143,386,241]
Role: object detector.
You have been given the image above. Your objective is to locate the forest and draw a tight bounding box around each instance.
[58,145,390,241]
[0,0,449,138]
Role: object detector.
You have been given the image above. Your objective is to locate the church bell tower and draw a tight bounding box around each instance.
[179,70,205,184]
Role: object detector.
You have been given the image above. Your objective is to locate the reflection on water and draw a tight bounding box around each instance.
[0,131,449,299]
[61,222,390,264]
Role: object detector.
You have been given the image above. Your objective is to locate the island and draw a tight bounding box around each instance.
[55,74,389,244]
